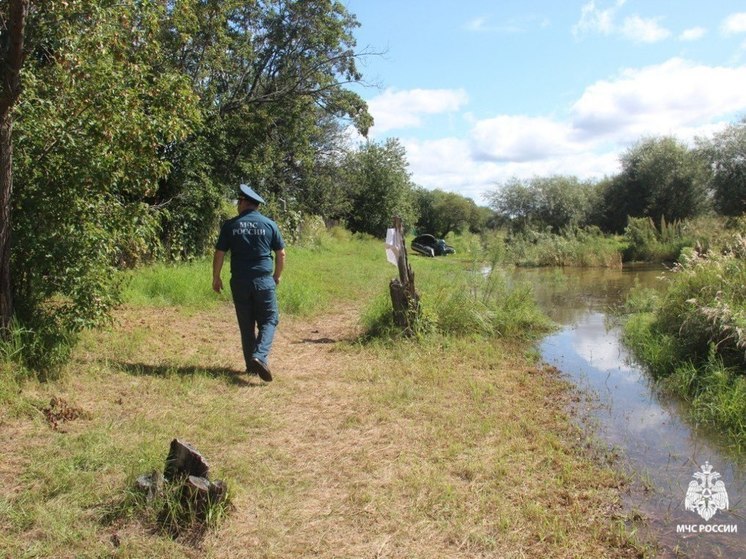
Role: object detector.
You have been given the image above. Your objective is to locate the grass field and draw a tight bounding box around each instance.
[0,234,649,558]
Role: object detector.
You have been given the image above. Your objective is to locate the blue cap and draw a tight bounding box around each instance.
[238,184,265,204]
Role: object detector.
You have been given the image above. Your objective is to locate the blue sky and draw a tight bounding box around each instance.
[344,0,746,204]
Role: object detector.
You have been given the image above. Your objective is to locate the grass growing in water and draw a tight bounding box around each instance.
[502,227,623,268]
[622,216,694,263]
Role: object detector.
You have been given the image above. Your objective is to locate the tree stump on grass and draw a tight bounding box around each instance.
[388,216,420,335]
[164,439,210,481]
[136,439,228,529]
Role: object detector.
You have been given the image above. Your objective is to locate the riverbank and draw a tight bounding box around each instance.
[623,241,746,451]
[0,236,646,558]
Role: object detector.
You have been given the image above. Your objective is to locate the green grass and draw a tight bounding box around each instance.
[122,260,221,309]
[121,232,394,317]
[503,227,623,268]
[0,230,649,558]
[623,238,746,449]
[360,239,552,340]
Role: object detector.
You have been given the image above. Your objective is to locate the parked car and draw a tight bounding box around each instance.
[410,234,456,257]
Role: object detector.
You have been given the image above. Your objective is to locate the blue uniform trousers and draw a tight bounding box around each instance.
[230,276,279,368]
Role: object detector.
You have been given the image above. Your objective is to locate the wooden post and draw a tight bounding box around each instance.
[389,217,420,334]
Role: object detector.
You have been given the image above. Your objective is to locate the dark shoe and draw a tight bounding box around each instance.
[249,357,273,382]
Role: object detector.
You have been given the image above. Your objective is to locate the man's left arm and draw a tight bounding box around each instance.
[273,248,285,285]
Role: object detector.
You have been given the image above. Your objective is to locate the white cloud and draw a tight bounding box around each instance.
[470,115,580,162]
[403,136,621,203]
[679,27,706,41]
[367,88,468,134]
[620,15,671,43]
[722,13,746,35]
[573,0,626,38]
[571,58,746,143]
[573,1,671,44]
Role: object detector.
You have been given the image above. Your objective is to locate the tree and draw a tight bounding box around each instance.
[155,0,373,257]
[10,1,198,366]
[487,178,537,232]
[699,119,746,216]
[599,136,709,232]
[0,0,29,334]
[342,139,418,237]
[488,175,596,233]
[415,188,484,237]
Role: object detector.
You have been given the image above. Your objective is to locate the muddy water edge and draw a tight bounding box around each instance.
[509,265,746,558]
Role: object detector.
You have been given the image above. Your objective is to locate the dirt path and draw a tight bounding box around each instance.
[203,304,423,558]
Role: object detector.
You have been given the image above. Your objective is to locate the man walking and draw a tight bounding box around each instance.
[213,184,285,381]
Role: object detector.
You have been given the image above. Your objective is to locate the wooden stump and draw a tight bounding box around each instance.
[164,438,210,481]
[136,439,229,532]
[388,217,420,335]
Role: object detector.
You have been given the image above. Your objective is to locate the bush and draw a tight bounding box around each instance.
[654,240,746,367]
[623,216,694,263]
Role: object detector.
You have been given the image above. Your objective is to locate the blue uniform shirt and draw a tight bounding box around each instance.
[215,209,285,280]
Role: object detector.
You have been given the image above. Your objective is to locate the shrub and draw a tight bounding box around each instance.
[623,216,694,262]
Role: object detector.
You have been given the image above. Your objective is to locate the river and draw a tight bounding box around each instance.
[510,265,746,558]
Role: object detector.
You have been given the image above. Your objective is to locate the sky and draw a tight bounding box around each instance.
[343,0,746,205]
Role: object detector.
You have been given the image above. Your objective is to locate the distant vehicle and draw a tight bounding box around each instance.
[410,234,456,257]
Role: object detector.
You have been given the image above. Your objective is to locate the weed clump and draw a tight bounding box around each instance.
[361,258,551,341]
[623,216,694,263]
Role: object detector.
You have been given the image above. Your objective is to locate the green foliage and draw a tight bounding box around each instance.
[622,216,695,262]
[5,0,377,370]
[655,241,746,366]
[488,175,598,233]
[599,136,710,233]
[502,227,622,268]
[155,0,373,254]
[623,237,746,446]
[698,118,746,216]
[10,1,199,369]
[343,139,419,238]
[415,188,490,237]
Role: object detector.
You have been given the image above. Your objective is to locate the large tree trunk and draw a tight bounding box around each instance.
[0,114,13,332]
[0,0,29,334]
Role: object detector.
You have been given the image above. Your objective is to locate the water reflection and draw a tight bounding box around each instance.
[510,265,746,558]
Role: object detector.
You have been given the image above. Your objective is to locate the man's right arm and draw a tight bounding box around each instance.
[273,248,285,285]
[212,250,226,293]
